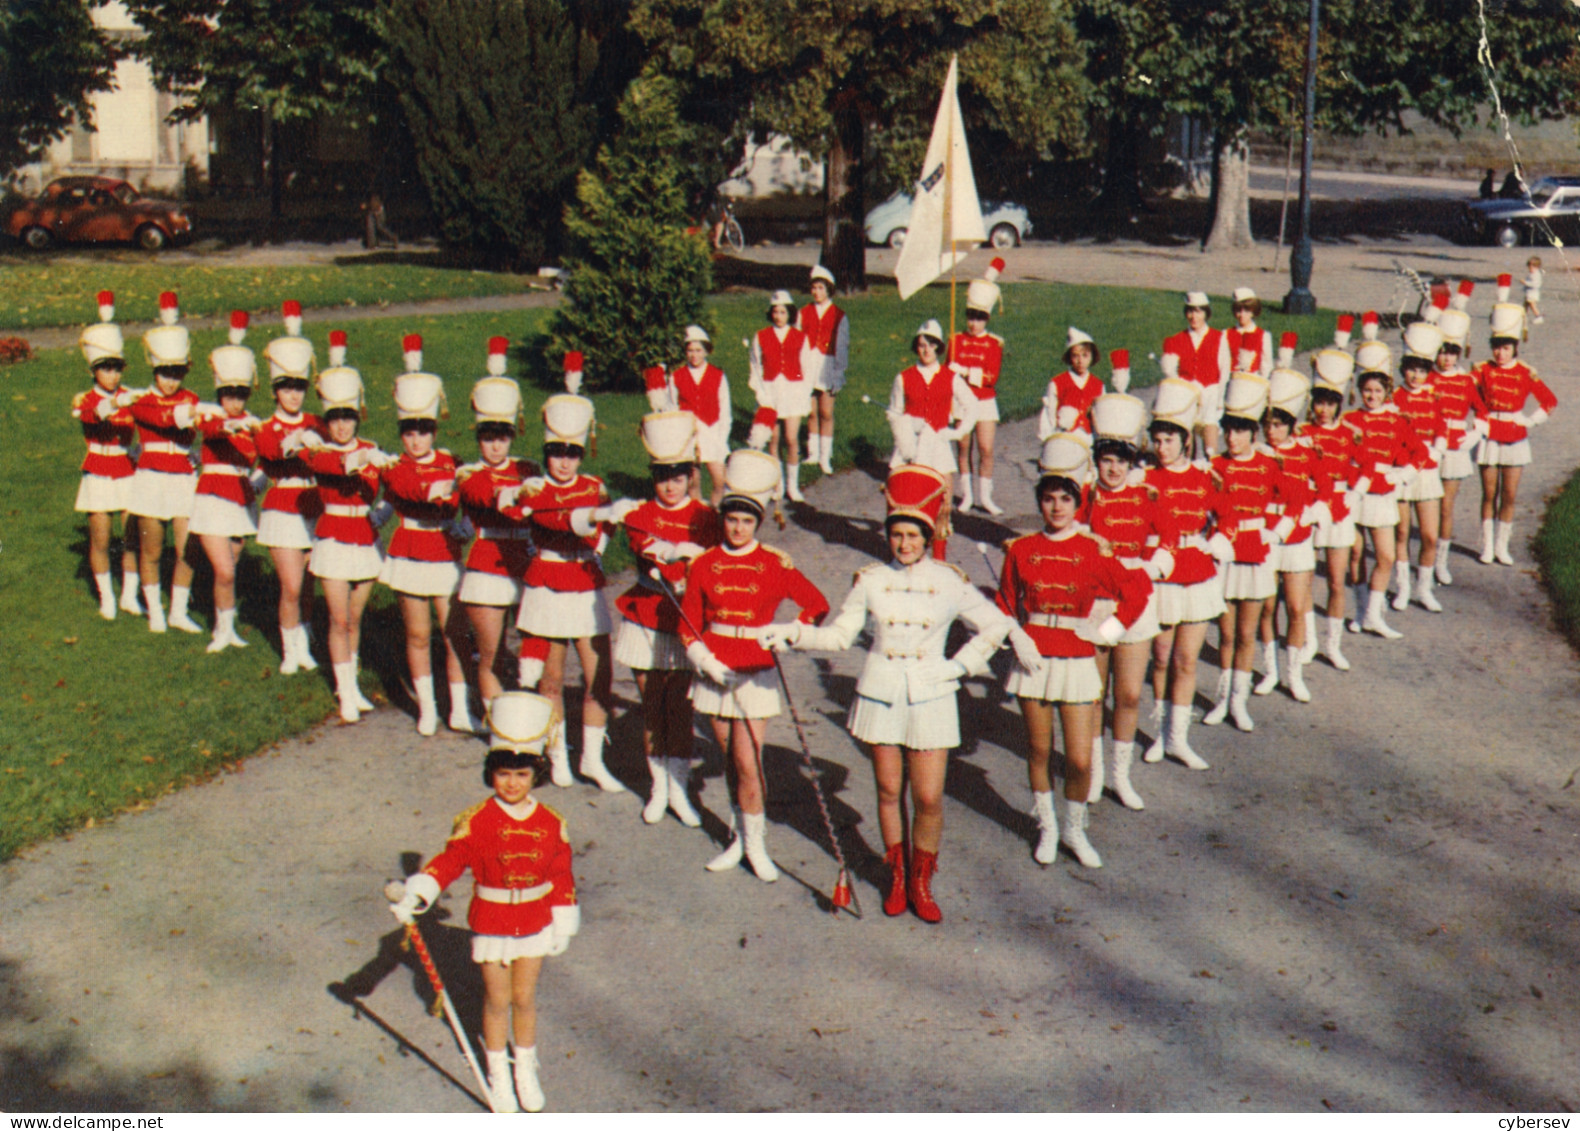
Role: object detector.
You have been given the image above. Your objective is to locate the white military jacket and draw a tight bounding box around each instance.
[798,557,1011,705]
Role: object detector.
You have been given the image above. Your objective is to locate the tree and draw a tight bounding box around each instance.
[123,0,384,222]
[0,0,118,180]
[379,0,599,268]
[630,0,1088,292]
[548,75,714,392]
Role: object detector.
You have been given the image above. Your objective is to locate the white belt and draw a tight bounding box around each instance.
[401,517,447,532]
[538,547,595,563]
[479,527,531,541]
[1177,533,1211,551]
[202,464,246,476]
[1446,419,1468,430]
[1119,555,1145,571]
[1026,612,1086,630]
[1236,517,1266,531]
[142,440,187,454]
[1489,411,1522,422]
[323,503,369,518]
[707,623,763,639]
[271,476,313,489]
[86,442,127,456]
[474,882,553,905]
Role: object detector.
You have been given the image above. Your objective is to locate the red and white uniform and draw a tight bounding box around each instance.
[613,497,720,672]
[456,457,537,607]
[1304,422,1367,549]
[188,414,259,538]
[1079,482,1171,642]
[1038,370,1102,438]
[750,325,811,419]
[1225,326,1273,377]
[419,796,579,963]
[377,450,462,597]
[513,474,612,639]
[1475,359,1557,467]
[1265,440,1320,572]
[798,300,850,394]
[1211,451,1301,600]
[885,363,977,475]
[1144,462,1229,626]
[72,386,136,513]
[127,388,200,520]
[253,411,323,549]
[302,439,384,581]
[679,540,829,718]
[1393,385,1450,502]
[1430,366,1487,480]
[948,330,1004,421]
[1162,328,1230,423]
[995,528,1149,702]
[1343,407,1425,527]
[648,363,732,463]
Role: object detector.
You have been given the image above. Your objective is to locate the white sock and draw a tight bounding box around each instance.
[143,584,165,627]
[170,585,192,618]
[122,569,140,598]
[94,572,115,601]
[582,723,607,760]
[806,432,821,465]
[448,681,472,717]
[414,674,437,712]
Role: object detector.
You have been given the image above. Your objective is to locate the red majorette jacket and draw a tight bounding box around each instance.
[679,541,829,672]
[381,450,461,564]
[1265,440,1319,544]
[254,411,323,518]
[1162,328,1229,389]
[1046,370,1103,434]
[194,414,259,506]
[128,388,200,474]
[1429,368,1487,452]
[948,330,1004,401]
[1143,463,1226,586]
[1391,386,1450,471]
[511,473,608,592]
[73,387,136,479]
[1474,360,1557,445]
[1343,408,1426,494]
[615,497,721,633]
[302,439,381,545]
[1211,451,1303,564]
[995,528,1149,659]
[457,457,538,578]
[1303,422,1367,523]
[1078,482,1173,571]
[421,796,577,938]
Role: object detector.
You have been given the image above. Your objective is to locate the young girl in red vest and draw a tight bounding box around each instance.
[799,265,848,476]
[1161,291,1230,460]
[1038,327,1102,440]
[950,259,1006,514]
[749,291,811,501]
[886,320,977,559]
[647,325,731,506]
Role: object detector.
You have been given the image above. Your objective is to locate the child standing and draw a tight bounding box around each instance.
[1523,258,1544,326]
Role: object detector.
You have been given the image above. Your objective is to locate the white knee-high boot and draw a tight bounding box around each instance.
[1284,644,1311,703]
[1417,565,1442,612]
[579,724,626,792]
[1390,560,1412,611]
[1228,670,1255,731]
[1436,539,1454,584]
[1479,517,1496,564]
[1031,790,1058,864]
[1142,698,1167,763]
[1202,669,1231,725]
[1110,740,1145,810]
[1254,639,1279,695]
[1494,520,1515,565]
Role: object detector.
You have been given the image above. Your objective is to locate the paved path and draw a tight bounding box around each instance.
[3,240,1578,1113]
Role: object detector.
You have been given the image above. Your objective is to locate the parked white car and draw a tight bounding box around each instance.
[863,191,1032,249]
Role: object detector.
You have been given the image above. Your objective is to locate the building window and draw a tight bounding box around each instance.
[71,117,94,163]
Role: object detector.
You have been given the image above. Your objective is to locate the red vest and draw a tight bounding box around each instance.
[1164,328,1226,387]
[757,326,805,382]
[673,364,726,426]
[1225,327,1266,373]
[900,366,954,430]
[798,303,844,355]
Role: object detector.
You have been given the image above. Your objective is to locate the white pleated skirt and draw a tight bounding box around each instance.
[1399,466,1444,503]
[128,469,196,521]
[309,539,383,581]
[614,620,688,671]
[379,556,460,597]
[1222,560,1276,601]
[1478,438,1531,467]
[517,586,612,638]
[695,420,730,463]
[188,494,257,538]
[1273,539,1316,574]
[458,569,521,607]
[471,926,560,964]
[690,668,780,718]
[1356,490,1401,528]
[257,509,315,550]
[1115,589,1161,643]
[1155,577,1226,626]
[848,692,960,749]
[1439,445,1477,480]
[74,473,133,514]
[1006,655,1102,704]
[759,378,813,419]
[972,396,1001,423]
[1313,512,1357,550]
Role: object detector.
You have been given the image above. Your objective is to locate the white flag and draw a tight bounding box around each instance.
[894,55,986,301]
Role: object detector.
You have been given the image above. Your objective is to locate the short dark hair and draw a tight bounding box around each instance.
[884,514,934,542]
[215,385,251,402]
[650,461,693,482]
[399,418,438,435]
[483,747,548,788]
[1148,419,1189,442]
[1264,407,1296,429]
[1093,438,1138,465]
[1220,414,1259,436]
[476,421,515,442]
[1036,474,1082,503]
[543,441,584,460]
[324,406,360,424]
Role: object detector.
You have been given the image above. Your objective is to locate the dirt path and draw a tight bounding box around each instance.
[3,239,1578,1113]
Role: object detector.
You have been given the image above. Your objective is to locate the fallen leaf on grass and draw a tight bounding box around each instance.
[62,637,78,646]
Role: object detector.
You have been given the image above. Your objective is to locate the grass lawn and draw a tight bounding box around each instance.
[0,278,1338,860]
[1535,467,1580,650]
[0,258,539,331]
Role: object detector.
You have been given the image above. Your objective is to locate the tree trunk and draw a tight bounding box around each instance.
[822,90,866,293]
[1203,128,1254,250]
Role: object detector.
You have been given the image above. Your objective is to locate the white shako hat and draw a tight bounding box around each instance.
[1090,391,1146,443]
[1312,347,1355,396]
[721,447,781,517]
[1490,272,1523,339]
[1038,431,1093,479]
[810,264,835,288]
[1401,318,1444,364]
[1223,371,1270,420]
[144,324,191,367]
[487,691,559,755]
[471,376,522,426]
[1438,280,1474,346]
[394,372,445,421]
[1268,367,1310,419]
[264,335,315,383]
[317,366,364,413]
[542,393,594,448]
[210,344,257,390]
[640,411,697,466]
[1354,311,1392,375]
[81,289,124,365]
[966,257,1005,315]
[1150,377,1199,431]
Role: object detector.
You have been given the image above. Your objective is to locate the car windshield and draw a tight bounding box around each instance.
[113,184,138,205]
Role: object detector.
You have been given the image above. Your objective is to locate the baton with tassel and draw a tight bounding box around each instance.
[383,881,496,1112]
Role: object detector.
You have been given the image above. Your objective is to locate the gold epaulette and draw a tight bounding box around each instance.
[1088,532,1115,557]
[762,544,794,569]
[936,560,972,585]
[854,561,885,586]
[986,331,1004,344]
[537,800,571,842]
[1002,532,1034,554]
[449,798,490,839]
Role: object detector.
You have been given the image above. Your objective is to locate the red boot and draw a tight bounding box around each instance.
[909,849,942,923]
[882,843,908,916]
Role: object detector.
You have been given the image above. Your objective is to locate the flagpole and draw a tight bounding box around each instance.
[946,57,958,350]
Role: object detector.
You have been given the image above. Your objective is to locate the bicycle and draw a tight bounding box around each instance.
[714,200,745,254]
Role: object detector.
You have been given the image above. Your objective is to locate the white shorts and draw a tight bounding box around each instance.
[1356,490,1401,528]
[128,469,197,521]
[1274,539,1316,574]
[810,360,846,395]
[1478,438,1531,467]
[848,692,959,749]
[970,396,1000,423]
[309,539,382,582]
[458,570,521,607]
[759,377,813,420]
[1222,560,1276,601]
[690,668,780,718]
[257,509,315,550]
[517,586,612,638]
[1399,466,1444,503]
[613,620,688,671]
[379,556,460,597]
[695,419,730,464]
[471,926,561,964]
[1313,512,1357,550]
[74,473,133,514]
[1006,654,1102,703]
[1155,577,1226,626]
[1439,445,1477,480]
[188,494,257,538]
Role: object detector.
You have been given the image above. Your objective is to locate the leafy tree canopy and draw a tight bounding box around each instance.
[0,0,118,179]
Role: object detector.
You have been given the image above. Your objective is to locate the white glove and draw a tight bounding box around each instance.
[389,873,438,924]
[968,366,984,388]
[196,401,226,421]
[495,484,521,510]
[390,892,423,925]
[1008,626,1043,673]
[673,541,707,561]
[223,413,260,434]
[1271,516,1295,543]
[569,507,599,537]
[173,403,198,428]
[1301,501,1331,529]
[342,447,373,473]
[426,479,456,502]
[94,397,115,421]
[547,904,579,955]
[112,387,143,408]
[522,476,547,493]
[1056,405,1079,431]
[1473,417,1491,439]
[298,429,327,452]
[1258,526,1277,546]
[757,621,803,652]
[891,417,920,462]
[1529,408,1550,427]
[1342,488,1364,513]
[686,641,732,686]
[1207,532,1235,563]
[1095,615,1125,647]
[1125,467,1147,487]
[1143,549,1175,581]
[593,497,641,524]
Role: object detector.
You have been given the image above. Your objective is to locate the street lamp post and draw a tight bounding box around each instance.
[1284,0,1319,315]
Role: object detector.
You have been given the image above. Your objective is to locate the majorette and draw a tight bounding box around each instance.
[71,289,140,620]
[885,318,977,558]
[799,264,849,476]
[749,290,812,501]
[950,257,1006,514]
